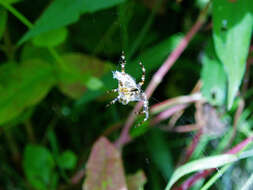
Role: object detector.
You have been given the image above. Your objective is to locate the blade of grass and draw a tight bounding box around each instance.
[200,164,230,190]
[165,154,238,190]
[241,172,253,190]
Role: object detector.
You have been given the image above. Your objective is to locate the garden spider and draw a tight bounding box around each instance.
[107,52,149,123]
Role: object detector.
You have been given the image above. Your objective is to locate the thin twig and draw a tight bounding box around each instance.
[24,119,36,143]
[114,3,210,149]
[151,93,203,115]
[151,104,187,126]
[226,99,244,149]
[177,130,202,167]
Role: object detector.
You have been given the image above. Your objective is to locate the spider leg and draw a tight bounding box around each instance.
[138,62,145,87]
[106,89,118,93]
[136,93,149,126]
[120,51,126,73]
[106,96,120,107]
[143,98,149,121]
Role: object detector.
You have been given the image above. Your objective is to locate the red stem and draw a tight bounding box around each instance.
[179,130,203,165]
[114,4,209,149]
[151,104,187,125]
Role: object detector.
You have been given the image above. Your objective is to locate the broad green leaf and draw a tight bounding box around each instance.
[75,33,183,107]
[23,144,58,190]
[146,129,173,180]
[0,8,7,40]
[212,0,253,109]
[58,150,77,170]
[32,27,68,47]
[19,0,125,44]
[126,170,147,190]
[165,154,238,190]
[0,60,56,125]
[58,53,111,99]
[201,39,227,106]
[82,137,127,190]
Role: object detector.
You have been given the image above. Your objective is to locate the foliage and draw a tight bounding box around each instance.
[0,0,253,190]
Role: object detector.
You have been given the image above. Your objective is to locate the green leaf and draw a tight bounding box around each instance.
[57,53,111,99]
[0,60,56,125]
[126,170,147,190]
[165,154,238,190]
[19,0,125,44]
[212,0,253,109]
[20,44,53,63]
[201,39,227,106]
[23,144,58,190]
[32,27,68,47]
[0,8,7,40]
[83,137,127,190]
[58,150,77,170]
[146,129,173,180]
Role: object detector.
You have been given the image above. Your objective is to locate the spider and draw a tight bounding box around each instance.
[107,52,149,123]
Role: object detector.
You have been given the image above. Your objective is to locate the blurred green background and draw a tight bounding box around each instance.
[0,0,253,190]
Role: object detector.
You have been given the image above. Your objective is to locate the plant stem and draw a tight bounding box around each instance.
[24,119,36,143]
[0,2,33,29]
[150,93,202,115]
[114,2,210,149]
[4,127,20,163]
[150,104,186,126]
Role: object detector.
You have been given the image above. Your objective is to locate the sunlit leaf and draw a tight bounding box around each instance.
[32,27,68,47]
[19,0,125,44]
[165,154,238,190]
[0,60,56,125]
[83,137,127,190]
[201,39,227,106]
[57,53,111,99]
[212,0,253,109]
[126,170,146,190]
[23,144,58,190]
